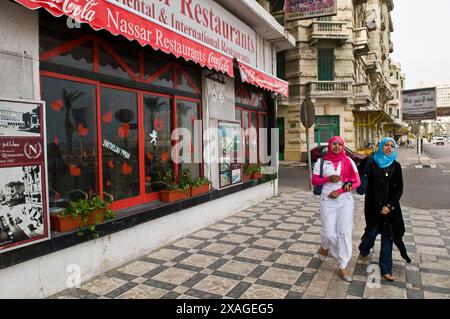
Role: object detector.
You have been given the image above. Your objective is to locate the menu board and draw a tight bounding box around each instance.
[218,121,242,188]
[0,98,50,253]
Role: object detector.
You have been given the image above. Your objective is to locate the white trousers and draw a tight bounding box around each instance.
[319,193,354,269]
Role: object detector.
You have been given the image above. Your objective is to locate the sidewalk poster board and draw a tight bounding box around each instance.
[0,98,50,253]
[218,121,242,189]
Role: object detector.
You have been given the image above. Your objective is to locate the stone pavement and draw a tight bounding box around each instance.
[51,191,450,299]
[397,144,438,168]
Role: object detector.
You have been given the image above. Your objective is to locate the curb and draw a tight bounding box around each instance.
[403,165,437,169]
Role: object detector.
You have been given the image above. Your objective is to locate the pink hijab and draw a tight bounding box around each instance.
[324,136,357,182]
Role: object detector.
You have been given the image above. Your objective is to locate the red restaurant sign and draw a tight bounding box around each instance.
[13,0,235,76]
[237,61,289,97]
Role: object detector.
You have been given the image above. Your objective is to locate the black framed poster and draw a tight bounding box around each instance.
[218,121,242,189]
[0,98,50,253]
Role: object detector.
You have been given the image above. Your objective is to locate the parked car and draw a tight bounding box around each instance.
[309,143,368,166]
[432,136,445,146]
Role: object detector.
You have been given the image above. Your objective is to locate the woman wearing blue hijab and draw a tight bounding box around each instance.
[358,138,411,282]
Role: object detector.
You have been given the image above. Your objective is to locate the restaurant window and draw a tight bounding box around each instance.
[40,21,202,210]
[42,77,98,204]
[176,100,201,178]
[100,87,140,202]
[143,94,173,194]
[235,84,269,164]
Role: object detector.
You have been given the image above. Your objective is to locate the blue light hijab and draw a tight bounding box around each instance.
[373,137,398,168]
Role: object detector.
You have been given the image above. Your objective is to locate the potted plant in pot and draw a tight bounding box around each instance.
[252,164,263,179]
[190,176,211,196]
[160,168,191,203]
[50,195,116,235]
[243,164,253,182]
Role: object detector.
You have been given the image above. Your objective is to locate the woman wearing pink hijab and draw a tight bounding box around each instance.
[312,136,361,282]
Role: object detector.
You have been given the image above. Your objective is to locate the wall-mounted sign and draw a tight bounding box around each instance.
[0,98,50,253]
[437,107,450,117]
[402,88,437,121]
[285,0,337,21]
[218,121,242,188]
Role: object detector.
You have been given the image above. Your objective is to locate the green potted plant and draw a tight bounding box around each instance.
[160,168,191,202]
[243,164,253,182]
[190,176,211,196]
[252,163,262,179]
[50,195,116,235]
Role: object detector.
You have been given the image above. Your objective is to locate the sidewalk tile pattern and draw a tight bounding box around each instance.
[51,192,450,299]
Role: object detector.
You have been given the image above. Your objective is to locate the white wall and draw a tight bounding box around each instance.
[0,182,277,299]
[0,1,40,100]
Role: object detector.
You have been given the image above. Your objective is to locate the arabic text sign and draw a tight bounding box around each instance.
[285,0,337,21]
[402,88,437,121]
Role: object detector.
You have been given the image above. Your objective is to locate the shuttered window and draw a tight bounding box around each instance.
[318,49,334,81]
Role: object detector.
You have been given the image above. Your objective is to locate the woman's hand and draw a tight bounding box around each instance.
[329,175,340,183]
[343,184,352,192]
[328,191,339,199]
[381,206,391,215]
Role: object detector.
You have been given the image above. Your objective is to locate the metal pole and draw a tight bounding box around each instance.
[417,121,422,164]
[305,107,313,190]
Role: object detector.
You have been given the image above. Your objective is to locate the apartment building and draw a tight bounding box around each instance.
[265,0,404,161]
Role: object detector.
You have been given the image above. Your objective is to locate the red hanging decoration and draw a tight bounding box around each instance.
[77,123,89,136]
[102,111,113,123]
[51,99,63,112]
[118,123,130,138]
[122,162,133,175]
[153,118,164,131]
[69,165,81,176]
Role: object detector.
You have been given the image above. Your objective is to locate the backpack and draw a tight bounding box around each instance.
[356,156,373,195]
[313,158,325,195]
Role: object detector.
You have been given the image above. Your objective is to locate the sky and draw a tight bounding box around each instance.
[390,0,450,89]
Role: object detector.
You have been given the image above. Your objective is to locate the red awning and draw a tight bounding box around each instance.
[13,0,234,77]
[237,60,289,97]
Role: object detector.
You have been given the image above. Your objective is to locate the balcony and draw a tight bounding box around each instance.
[353,27,370,55]
[306,81,353,99]
[353,83,372,106]
[365,51,382,74]
[308,22,349,46]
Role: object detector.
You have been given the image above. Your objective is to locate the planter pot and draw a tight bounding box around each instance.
[50,209,105,233]
[160,189,190,203]
[252,172,262,179]
[190,184,210,197]
[243,174,251,182]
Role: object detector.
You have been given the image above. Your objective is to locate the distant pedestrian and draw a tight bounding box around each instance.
[312,136,361,282]
[358,137,411,282]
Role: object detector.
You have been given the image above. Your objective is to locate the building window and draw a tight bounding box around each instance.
[276,51,286,80]
[318,49,334,81]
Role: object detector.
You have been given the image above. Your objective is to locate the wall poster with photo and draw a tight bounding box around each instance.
[218,121,242,189]
[0,98,49,253]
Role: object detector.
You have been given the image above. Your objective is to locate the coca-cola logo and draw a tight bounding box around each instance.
[208,53,230,73]
[30,0,98,22]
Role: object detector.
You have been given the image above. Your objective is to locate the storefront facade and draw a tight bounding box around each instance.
[0,0,294,298]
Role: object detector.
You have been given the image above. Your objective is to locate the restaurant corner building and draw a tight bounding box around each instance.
[0,0,294,297]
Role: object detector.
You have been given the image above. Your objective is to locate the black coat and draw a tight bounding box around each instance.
[360,158,411,263]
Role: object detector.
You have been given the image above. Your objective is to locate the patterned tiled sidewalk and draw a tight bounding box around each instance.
[51,191,450,299]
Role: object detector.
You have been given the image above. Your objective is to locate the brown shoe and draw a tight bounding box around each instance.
[338,268,353,282]
[318,247,328,260]
[359,255,368,263]
[383,274,395,282]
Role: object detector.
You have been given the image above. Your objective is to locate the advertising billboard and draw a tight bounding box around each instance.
[285,0,337,21]
[402,88,437,121]
[0,98,50,253]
